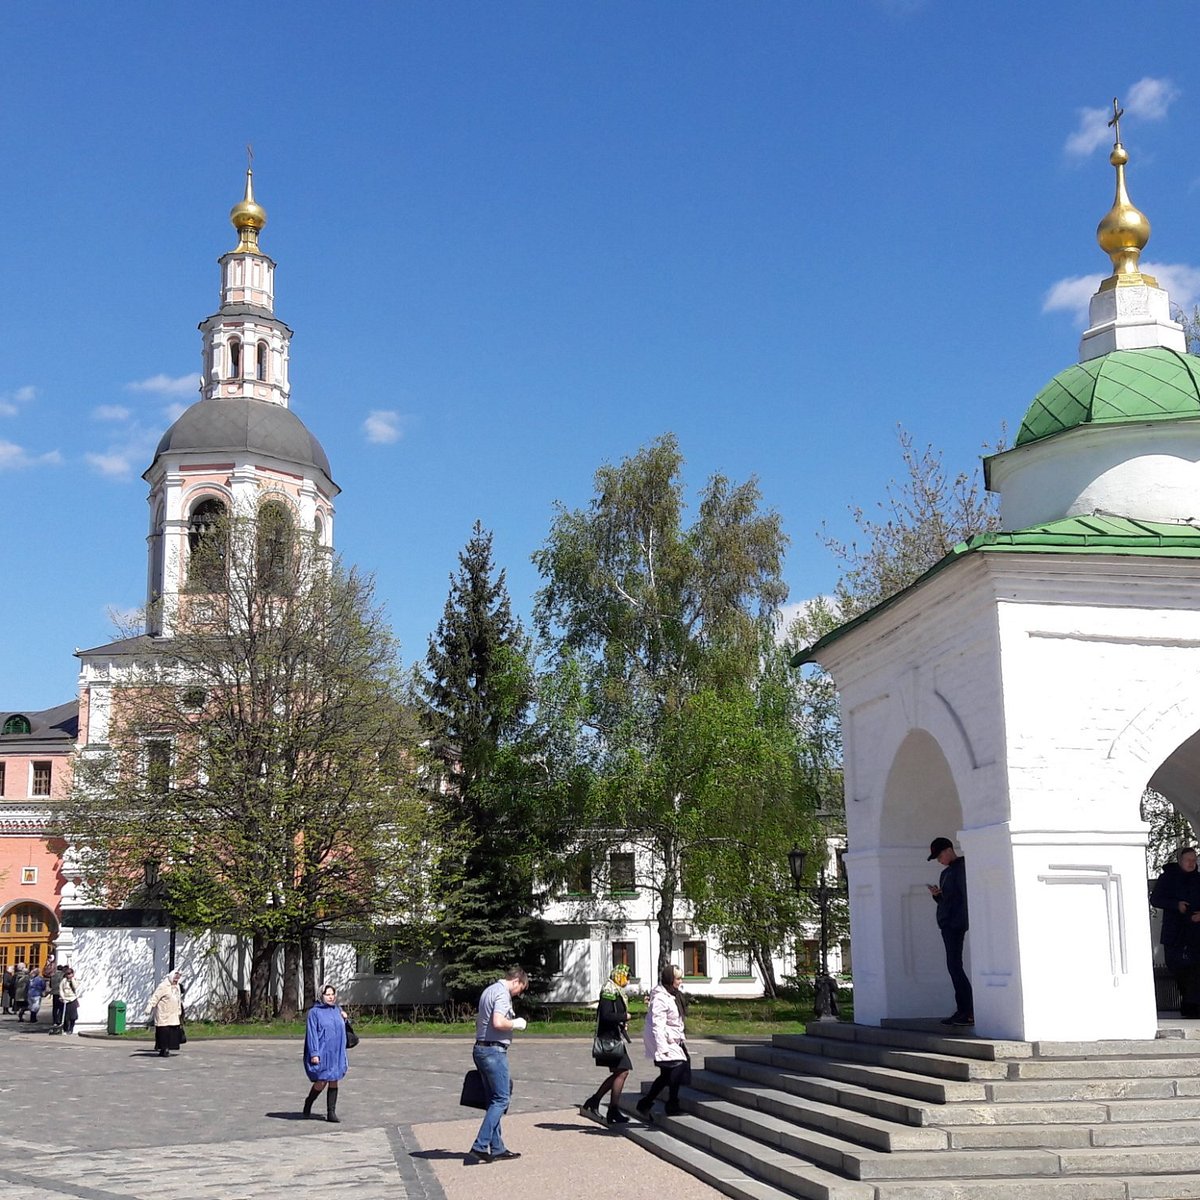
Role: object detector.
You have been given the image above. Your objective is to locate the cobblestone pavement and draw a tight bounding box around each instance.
[0,1017,731,1199]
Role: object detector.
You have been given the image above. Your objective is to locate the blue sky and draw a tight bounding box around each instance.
[2,2,1198,709]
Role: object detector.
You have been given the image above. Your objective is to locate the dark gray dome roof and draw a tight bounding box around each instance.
[151,399,332,479]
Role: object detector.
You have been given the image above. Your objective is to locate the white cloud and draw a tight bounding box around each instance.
[126,373,200,397]
[0,385,36,418]
[1065,77,1180,158]
[93,404,132,422]
[0,440,62,471]
[1043,260,1200,325]
[1042,273,1105,322]
[85,451,139,479]
[363,410,405,445]
[163,402,189,422]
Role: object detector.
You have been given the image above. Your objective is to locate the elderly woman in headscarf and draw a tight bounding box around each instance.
[301,982,349,1123]
[580,964,633,1125]
[145,969,185,1058]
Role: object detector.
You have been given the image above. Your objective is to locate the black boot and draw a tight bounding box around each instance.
[303,1086,320,1118]
[606,1106,629,1125]
[580,1092,602,1116]
[326,1087,340,1123]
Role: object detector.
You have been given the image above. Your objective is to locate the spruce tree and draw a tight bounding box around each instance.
[421,522,549,1001]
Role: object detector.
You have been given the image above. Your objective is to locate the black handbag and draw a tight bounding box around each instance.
[178,1024,188,1045]
[344,1018,360,1049]
[592,1032,625,1065]
[459,1067,516,1109]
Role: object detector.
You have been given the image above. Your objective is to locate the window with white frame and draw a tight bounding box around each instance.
[21,867,37,885]
[683,940,708,979]
[145,741,172,796]
[611,940,636,979]
[31,761,51,797]
[357,943,394,975]
[724,946,754,978]
[609,851,636,894]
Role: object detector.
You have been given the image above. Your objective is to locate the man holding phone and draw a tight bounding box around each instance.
[927,836,973,1026]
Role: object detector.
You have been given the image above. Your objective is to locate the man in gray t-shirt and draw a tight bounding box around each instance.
[467,966,529,1163]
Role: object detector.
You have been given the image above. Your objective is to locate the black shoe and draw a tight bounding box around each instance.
[493,1150,521,1161]
[580,1097,601,1116]
[606,1107,630,1125]
[465,1149,493,1164]
[947,1013,974,1026]
[303,1089,319,1118]
[326,1089,340,1123]
[635,1098,653,1121]
[664,1101,683,1116]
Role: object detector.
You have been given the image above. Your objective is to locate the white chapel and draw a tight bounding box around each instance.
[802,113,1200,1041]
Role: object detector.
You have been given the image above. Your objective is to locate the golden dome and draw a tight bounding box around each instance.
[229,167,267,255]
[1096,104,1157,291]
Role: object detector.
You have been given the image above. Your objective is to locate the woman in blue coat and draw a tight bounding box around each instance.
[301,983,349,1122]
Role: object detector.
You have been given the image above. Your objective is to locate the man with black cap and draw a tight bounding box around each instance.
[927,836,973,1026]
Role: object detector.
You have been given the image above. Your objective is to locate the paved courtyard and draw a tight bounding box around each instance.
[0,1017,728,1199]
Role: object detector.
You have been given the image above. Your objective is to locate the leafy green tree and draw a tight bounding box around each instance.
[533,435,790,978]
[60,505,428,1018]
[419,522,551,1000]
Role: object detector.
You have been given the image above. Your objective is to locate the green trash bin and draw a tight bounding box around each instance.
[107,999,127,1036]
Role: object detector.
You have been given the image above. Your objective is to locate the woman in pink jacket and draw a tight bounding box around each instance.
[635,964,689,1120]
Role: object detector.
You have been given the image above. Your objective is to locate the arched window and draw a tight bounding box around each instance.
[257,500,294,594]
[149,504,165,603]
[187,498,228,590]
[256,341,268,382]
[229,339,241,379]
[2,715,31,735]
[314,514,324,546]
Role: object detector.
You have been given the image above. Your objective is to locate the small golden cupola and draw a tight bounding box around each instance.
[1096,98,1156,290]
[229,154,267,255]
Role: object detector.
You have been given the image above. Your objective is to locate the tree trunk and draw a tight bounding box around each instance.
[751,941,778,998]
[249,933,276,1020]
[301,932,318,1009]
[655,848,677,980]
[279,941,301,1019]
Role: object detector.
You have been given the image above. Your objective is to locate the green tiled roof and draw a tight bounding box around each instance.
[792,515,1200,665]
[1017,349,1200,447]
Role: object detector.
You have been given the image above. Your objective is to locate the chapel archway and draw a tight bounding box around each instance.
[874,729,965,1017]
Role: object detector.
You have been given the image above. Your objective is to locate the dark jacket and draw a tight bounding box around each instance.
[1151,863,1200,948]
[934,855,969,932]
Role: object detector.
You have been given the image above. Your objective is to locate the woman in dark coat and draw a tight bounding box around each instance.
[302,983,349,1122]
[1151,846,1200,1017]
[580,965,632,1125]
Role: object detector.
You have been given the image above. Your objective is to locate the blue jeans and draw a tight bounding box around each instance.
[471,1044,511,1154]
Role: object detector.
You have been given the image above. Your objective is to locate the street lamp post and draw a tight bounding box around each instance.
[788,844,841,1022]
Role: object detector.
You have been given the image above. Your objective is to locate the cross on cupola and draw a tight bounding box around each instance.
[199,160,294,408]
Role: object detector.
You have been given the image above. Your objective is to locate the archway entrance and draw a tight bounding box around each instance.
[0,902,58,973]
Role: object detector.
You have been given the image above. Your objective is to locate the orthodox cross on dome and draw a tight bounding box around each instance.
[1108,97,1124,145]
[229,151,267,255]
[246,142,254,169]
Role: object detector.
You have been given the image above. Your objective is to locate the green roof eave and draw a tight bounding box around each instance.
[791,515,1200,667]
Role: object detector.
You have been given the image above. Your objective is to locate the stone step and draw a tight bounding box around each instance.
[1055,1145,1200,1175]
[1032,1036,1200,1058]
[873,1179,1126,1200]
[705,1055,933,1127]
[773,1032,1009,1082]
[946,1124,1095,1149]
[621,1103,875,1200]
[677,1091,1064,1181]
[983,1076,1178,1103]
[1106,1097,1200,1122]
[618,1120,800,1200]
[688,1068,947,1152]
[734,1043,988,1104]
[1008,1054,1200,1078]
[810,1021,1030,1062]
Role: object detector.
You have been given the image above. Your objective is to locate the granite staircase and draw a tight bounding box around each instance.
[620,1021,1200,1200]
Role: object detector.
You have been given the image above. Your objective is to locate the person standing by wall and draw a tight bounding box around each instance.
[25,969,46,1024]
[636,964,689,1120]
[59,967,80,1035]
[301,983,349,1122]
[466,966,529,1165]
[927,836,973,1026]
[12,961,29,1022]
[1151,846,1200,1016]
[145,969,185,1057]
[2,964,14,1015]
[49,962,65,1031]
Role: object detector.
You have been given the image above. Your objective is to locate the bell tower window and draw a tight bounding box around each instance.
[256,341,268,382]
[229,339,241,379]
[187,498,228,591]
